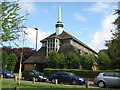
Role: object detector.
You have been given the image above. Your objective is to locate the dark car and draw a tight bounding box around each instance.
[94,72,120,88]
[2,70,15,78]
[48,71,85,85]
[22,70,47,82]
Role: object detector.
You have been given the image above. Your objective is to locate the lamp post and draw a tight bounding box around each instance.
[34,28,38,70]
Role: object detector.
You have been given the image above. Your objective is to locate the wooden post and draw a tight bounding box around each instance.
[0,75,3,80]
[33,77,35,83]
[55,79,58,85]
[14,76,17,82]
[85,81,89,88]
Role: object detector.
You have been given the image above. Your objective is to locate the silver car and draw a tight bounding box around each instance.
[93,72,120,88]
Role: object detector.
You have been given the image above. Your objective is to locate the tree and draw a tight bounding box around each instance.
[105,9,120,69]
[79,54,95,70]
[58,53,65,69]
[47,51,65,69]
[47,51,61,68]
[2,51,9,70]
[65,52,79,69]
[7,53,17,71]
[0,1,27,46]
[1,46,35,72]
[97,49,111,70]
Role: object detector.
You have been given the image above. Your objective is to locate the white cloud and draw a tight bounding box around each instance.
[87,2,112,13]
[19,2,36,14]
[23,28,50,50]
[75,13,87,21]
[87,2,117,52]
[76,31,82,35]
[89,13,117,52]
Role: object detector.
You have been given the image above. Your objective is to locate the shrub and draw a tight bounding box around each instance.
[44,68,120,78]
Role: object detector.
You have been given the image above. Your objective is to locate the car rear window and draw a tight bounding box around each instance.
[103,72,114,77]
[62,73,69,76]
[115,72,120,77]
[56,73,63,76]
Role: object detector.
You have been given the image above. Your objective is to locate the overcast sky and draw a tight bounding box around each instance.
[1,0,119,52]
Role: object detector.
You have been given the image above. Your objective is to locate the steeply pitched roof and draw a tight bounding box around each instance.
[41,31,75,41]
[24,47,46,64]
[41,31,97,54]
[58,44,80,56]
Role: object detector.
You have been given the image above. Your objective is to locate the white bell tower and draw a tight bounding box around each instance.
[56,5,64,35]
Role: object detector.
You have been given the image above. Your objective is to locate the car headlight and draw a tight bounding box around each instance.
[39,76,43,79]
[79,78,84,81]
[7,74,11,76]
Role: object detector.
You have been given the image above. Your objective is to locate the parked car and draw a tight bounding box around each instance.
[94,72,120,88]
[2,70,15,78]
[22,70,47,82]
[48,71,85,85]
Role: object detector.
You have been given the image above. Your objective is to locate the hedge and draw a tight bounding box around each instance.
[44,68,120,79]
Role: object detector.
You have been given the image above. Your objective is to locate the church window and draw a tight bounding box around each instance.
[53,44,55,47]
[78,49,81,55]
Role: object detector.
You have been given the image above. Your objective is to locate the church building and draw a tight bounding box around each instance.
[24,6,98,71]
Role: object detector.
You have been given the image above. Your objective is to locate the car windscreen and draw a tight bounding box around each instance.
[69,73,76,77]
[2,70,10,73]
[32,70,42,75]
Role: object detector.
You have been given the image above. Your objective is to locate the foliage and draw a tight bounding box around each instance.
[47,51,80,69]
[97,49,111,70]
[2,51,17,71]
[58,53,65,68]
[105,10,120,69]
[65,52,79,69]
[0,1,27,46]
[47,51,97,70]
[1,46,35,72]
[1,51,9,70]
[79,54,96,70]
[47,51,65,69]
[7,53,17,71]
[44,68,120,78]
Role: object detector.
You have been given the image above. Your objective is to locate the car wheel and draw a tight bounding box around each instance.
[98,81,106,88]
[72,80,78,85]
[51,78,56,83]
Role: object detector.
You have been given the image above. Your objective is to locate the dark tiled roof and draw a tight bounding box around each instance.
[23,47,46,64]
[41,31,97,54]
[40,31,73,41]
[58,45,80,56]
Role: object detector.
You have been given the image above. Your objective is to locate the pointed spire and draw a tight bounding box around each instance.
[55,5,64,35]
[58,5,62,23]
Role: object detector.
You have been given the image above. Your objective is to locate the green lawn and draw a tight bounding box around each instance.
[2,80,102,89]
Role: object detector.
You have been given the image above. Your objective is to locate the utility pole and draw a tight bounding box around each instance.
[34,28,38,70]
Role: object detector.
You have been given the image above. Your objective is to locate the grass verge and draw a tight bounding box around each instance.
[2,80,102,89]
